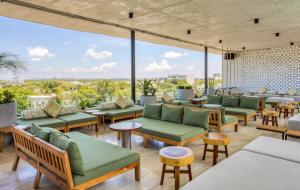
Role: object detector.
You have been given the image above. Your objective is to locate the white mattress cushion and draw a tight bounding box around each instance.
[243,136,300,163]
[181,150,300,190]
[288,114,300,131]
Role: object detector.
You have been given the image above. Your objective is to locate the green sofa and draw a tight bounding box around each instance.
[206,95,259,126]
[129,104,212,146]
[12,126,140,190]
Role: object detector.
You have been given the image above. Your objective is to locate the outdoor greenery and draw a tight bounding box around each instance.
[0,89,14,104]
[138,79,157,96]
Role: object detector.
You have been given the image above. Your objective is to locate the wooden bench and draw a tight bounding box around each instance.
[0,125,14,152]
[285,130,300,140]
[256,125,287,140]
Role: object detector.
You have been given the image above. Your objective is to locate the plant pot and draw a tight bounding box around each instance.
[176,89,194,101]
[0,102,17,127]
[140,96,156,106]
[207,88,215,95]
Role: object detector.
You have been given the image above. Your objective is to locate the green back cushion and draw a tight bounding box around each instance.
[30,124,61,142]
[202,104,226,123]
[183,107,209,129]
[49,132,85,175]
[161,104,184,123]
[222,96,240,107]
[207,95,222,104]
[240,96,260,110]
[143,104,162,120]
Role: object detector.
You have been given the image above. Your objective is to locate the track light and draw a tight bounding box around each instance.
[254,18,259,24]
[275,32,280,37]
[290,42,294,46]
[187,30,191,35]
[219,40,222,44]
[129,12,134,19]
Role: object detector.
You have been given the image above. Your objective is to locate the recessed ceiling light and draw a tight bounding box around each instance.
[275,32,280,37]
[254,18,259,24]
[219,40,222,44]
[242,47,246,50]
[187,30,191,35]
[129,12,134,19]
[290,42,294,46]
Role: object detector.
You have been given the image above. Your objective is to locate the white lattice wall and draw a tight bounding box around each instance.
[222,46,300,92]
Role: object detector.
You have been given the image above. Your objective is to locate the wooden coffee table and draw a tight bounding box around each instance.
[202,133,230,165]
[109,121,142,149]
[256,125,287,140]
[159,146,193,190]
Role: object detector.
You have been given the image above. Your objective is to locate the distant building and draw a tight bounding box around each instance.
[212,73,222,80]
[28,95,52,109]
[3,78,24,86]
[168,73,195,84]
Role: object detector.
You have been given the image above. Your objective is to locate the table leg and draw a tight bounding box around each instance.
[213,145,218,166]
[121,131,132,149]
[202,144,207,160]
[275,117,278,127]
[188,165,192,181]
[160,164,166,185]
[225,145,229,158]
[174,166,180,190]
[0,132,5,153]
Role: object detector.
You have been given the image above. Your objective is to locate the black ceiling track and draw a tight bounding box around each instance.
[1,0,223,52]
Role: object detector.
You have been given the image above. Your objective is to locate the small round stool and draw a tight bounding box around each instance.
[288,101,299,112]
[262,110,279,126]
[279,104,296,118]
[202,133,230,166]
[159,146,193,190]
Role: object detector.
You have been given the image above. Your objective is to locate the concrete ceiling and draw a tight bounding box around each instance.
[1,0,300,54]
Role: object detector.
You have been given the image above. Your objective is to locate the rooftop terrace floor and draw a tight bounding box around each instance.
[0,116,299,190]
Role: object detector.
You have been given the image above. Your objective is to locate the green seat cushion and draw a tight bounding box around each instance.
[161,104,184,123]
[57,112,97,125]
[225,107,256,116]
[183,107,209,129]
[143,104,162,120]
[103,108,136,117]
[223,115,239,124]
[202,104,226,123]
[265,100,281,105]
[180,102,202,108]
[49,132,84,176]
[67,132,140,185]
[222,96,240,107]
[127,105,144,113]
[16,117,66,129]
[133,118,206,142]
[207,95,222,104]
[240,96,260,110]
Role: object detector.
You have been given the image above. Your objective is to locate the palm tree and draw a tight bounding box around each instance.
[0,53,24,72]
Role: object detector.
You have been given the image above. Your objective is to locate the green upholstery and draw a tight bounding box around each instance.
[161,104,184,123]
[17,117,66,129]
[225,107,256,116]
[143,104,162,120]
[172,100,191,105]
[127,105,144,113]
[67,132,140,185]
[183,107,209,129]
[50,132,85,175]
[132,118,206,142]
[240,96,260,110]
[202,104,226,123]
[265,99,281,105]
[207,95,222,104]
[223,115,239,124]
[30,124,63,142]
[58,112,97,125]
[222,96,240,107]
[180,102,201,108]
[103,108,136,117]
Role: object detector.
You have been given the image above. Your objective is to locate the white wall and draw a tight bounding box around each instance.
[222,46,300,93]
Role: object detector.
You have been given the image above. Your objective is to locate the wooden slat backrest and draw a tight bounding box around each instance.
[12,127,36,158]
[34,137,71,181]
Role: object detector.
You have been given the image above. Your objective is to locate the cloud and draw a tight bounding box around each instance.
[85,48,112,59]
[64,41,69,45]
[145,59,172,72]
[67,62,117,73]
[163,51,187,59]
[27,46,55,61]
[186,65,195,71]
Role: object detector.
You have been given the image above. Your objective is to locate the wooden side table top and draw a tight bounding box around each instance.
[262,110,279,117]
[109,121,142,132]
[256,125,288,132]
[203,133,230,146]
[279,104,296,109]
[159,146,193,166]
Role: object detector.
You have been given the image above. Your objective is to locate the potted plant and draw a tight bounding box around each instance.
[176,85,194,101]
[207,79,215,95]
[138,79,157,106]
[0,53,24,128]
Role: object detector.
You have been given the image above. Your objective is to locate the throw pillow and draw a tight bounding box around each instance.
[143,104,162,120]
[288,88,297,96]
[161,104,184,123]
[21,108,48,120]
[207,95,222,104]
[257,87,267,94]
[162,92,171,102]
[49,132,85,175]
[59,105,77,115]
[99,102,118,110]
[222,96,240,107]
[115,95,128,109]
[183,107,209,129]
[30,124,64,142]
[239,96,260,110]
[43,99,62,118]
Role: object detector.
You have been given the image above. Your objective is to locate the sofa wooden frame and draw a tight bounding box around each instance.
[12,127,140,190]
[228,112,257,126]
[134,107,239,147]
[66,120,98,132]
[105,112,143,124]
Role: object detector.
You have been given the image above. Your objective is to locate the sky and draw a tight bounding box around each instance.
[0,16,222,80]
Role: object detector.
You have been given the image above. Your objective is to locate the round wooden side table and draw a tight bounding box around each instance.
[279,104,296,118]
[159,146,193,190]
[202,133,230,166]
[109,121,142,149]
[262,110,279,126]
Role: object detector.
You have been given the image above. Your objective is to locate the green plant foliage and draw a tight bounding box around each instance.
[0,89,14,104]
[138,79,157,96]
